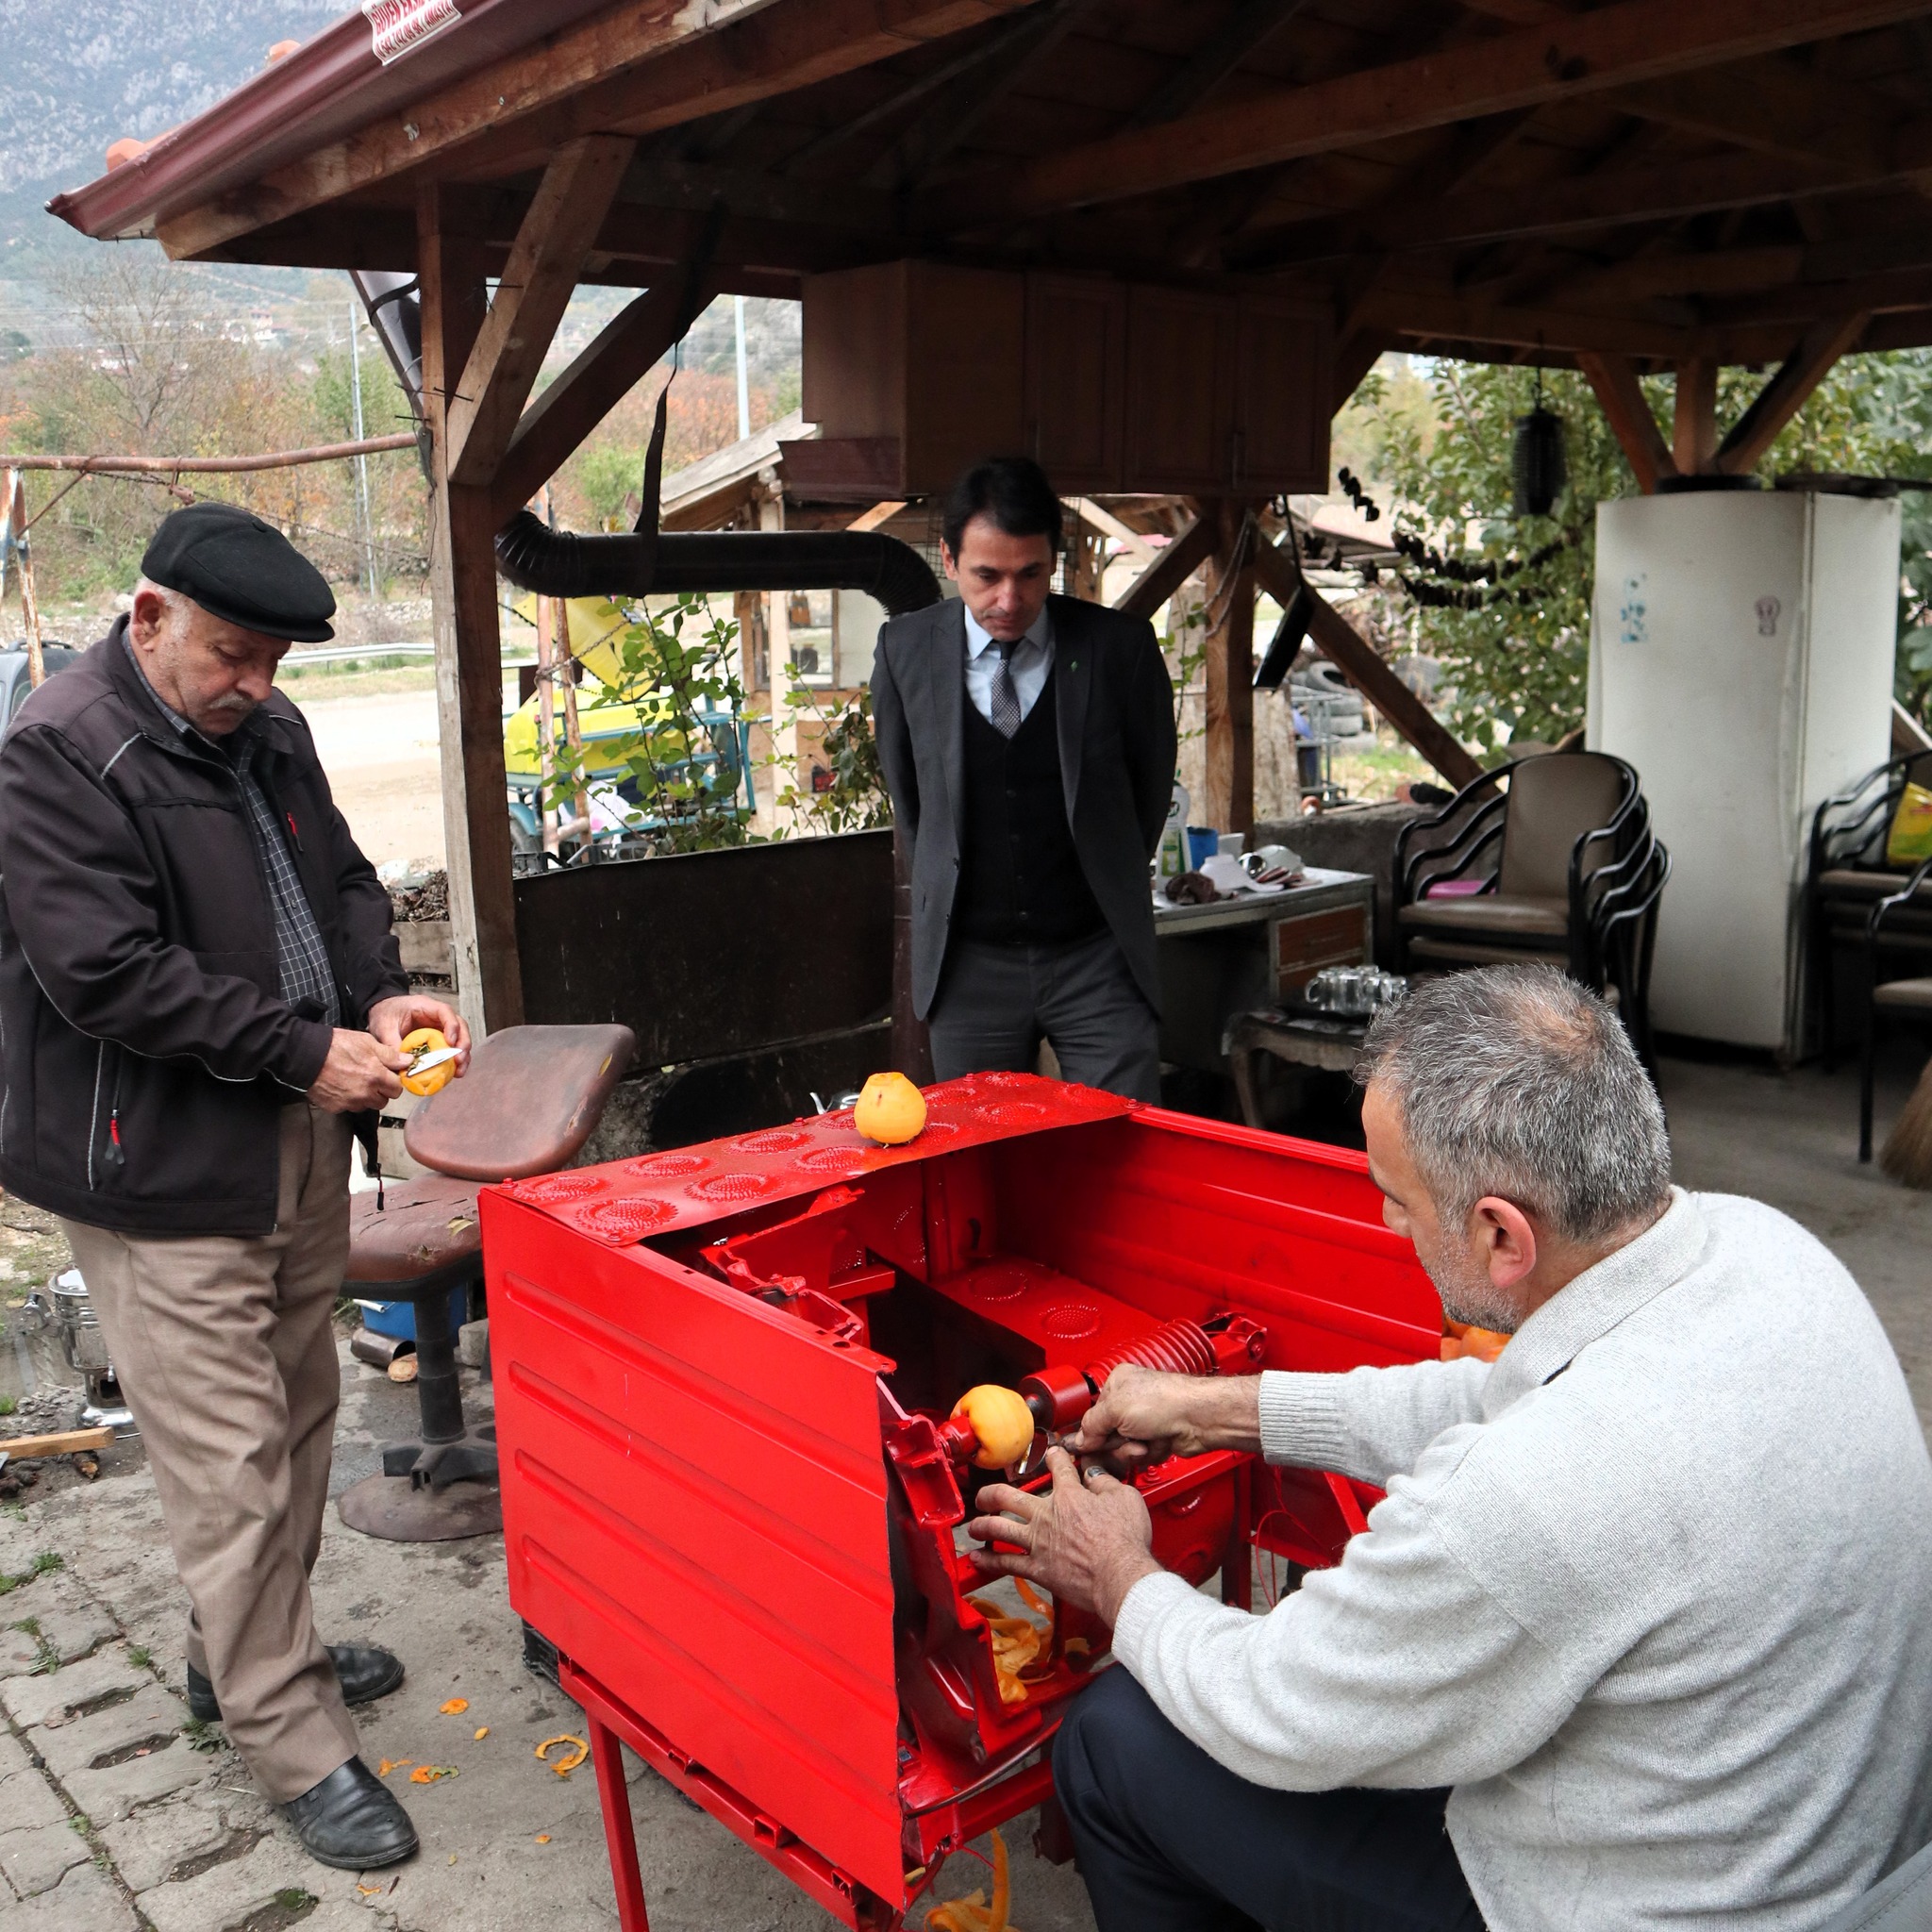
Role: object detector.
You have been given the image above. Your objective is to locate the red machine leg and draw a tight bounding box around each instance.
[588,1711,651,1931]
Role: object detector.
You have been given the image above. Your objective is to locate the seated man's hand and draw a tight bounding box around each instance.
[1068,1364,1263,1471]
[967,1446,1160,1625]
[367,994,472,1075]
[308,1029,408,1112]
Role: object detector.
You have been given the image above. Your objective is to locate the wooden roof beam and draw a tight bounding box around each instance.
[1124,0,1308,129]
[1112,508,1217,621]
[1247,535,1485,791]
[1575,351,1677,491]
[1607,54,1903,175]
[1229,139,1924,271]
[158,0,1043,262]
[922,0,1932,227]
[445,135,636,491]
[490,272,723,525]
[1715,312,1872,472]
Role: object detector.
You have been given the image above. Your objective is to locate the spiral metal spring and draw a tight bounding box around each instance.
[1084,1318,1216,1385]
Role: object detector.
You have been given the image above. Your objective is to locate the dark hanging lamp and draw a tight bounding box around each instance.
[1512,363,1567,517]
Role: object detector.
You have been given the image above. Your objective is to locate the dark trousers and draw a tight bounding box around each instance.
[1053,1670,1484,1932]
[925,929,1161,1101]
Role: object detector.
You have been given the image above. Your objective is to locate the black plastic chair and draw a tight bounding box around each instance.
[1859,853,1932,1162]
[1810,751,1932,1066]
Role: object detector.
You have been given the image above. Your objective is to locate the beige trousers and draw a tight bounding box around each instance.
[60,1103,358,1802]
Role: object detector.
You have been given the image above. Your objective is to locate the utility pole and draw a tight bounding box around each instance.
[347,298,379,597]
[733,294,751,443]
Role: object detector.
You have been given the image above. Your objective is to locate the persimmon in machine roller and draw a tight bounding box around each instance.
[484,1074,1441,1929]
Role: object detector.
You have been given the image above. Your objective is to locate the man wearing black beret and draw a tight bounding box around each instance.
[0,502,468,1870]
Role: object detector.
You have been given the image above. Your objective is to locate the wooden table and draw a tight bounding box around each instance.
[1154,867,1374,1078]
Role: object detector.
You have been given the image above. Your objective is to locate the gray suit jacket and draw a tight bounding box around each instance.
[872,593,1176,1019]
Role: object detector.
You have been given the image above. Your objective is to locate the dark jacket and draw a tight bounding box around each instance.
[0,622,406,1236]
[872,593,1176,1018]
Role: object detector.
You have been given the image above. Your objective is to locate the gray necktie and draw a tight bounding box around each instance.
[990,637,1023,739]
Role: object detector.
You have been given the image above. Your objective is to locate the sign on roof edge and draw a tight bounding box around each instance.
[361,0,461,65]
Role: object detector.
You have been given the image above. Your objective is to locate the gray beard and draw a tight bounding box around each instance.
[1428,1251,1522,1336]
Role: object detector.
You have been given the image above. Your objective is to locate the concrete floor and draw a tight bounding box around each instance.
[0,1048,1926,1931]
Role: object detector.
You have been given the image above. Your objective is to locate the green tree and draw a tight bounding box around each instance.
[1350,349,1932,750]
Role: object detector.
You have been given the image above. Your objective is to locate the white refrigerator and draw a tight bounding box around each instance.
[1588,490,1899,1056]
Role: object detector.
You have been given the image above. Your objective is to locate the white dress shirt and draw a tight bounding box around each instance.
[962,604,1054,727]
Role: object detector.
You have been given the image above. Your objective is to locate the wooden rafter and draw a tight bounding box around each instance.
[491,273,723,525]
[1226,145,1918,274]
[921,0,1932,228]
[1247,536,1484,791]
[1124,0,1307,129]
[862,0,1089,191]
[1673,358,1718,473]
[446,135,636,490]
[1714,312,1872,473]
[1576,352,1676,492]
[1607,55,1902,174]
[1112,510,1217,621]
[158,0,1043,262]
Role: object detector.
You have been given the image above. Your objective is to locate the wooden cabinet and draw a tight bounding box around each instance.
[800,260,1330,499]
[1024,273,1125,491]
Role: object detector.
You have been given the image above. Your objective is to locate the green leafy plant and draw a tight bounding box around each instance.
[771,680,891,835]
[1347,349,1932,749]
[540,593,755,857]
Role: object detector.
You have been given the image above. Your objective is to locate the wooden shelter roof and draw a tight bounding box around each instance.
[51,0,1932,379]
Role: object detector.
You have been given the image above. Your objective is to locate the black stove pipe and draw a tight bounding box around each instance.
[493,513,941,618]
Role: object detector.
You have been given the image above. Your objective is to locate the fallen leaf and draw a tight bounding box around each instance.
[439,1698,469,1715]
[409,1764,458,1784]
[473,1725,489,1740]
[535,1835,552,1845]
[448,1855,457,1865]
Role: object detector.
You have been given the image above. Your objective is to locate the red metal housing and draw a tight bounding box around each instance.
[485,1074,1439,1928]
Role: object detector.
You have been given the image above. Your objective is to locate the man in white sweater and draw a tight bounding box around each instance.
[969,964,1932,1931]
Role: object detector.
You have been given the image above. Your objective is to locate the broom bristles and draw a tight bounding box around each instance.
[1880,1058,1932,1187]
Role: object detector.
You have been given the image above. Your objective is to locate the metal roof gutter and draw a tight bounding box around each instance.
[47,0,619,242]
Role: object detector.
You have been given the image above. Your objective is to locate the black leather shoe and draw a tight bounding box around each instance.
[282,1758,418,1871]
[187,1645,406,1724]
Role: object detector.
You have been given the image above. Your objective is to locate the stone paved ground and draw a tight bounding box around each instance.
[0,1349,1098,1932]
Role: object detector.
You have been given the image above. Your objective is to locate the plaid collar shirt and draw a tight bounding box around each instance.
[123,635,341,1029]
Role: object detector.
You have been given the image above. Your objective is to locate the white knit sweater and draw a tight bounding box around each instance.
[1112,1190,1932,1931]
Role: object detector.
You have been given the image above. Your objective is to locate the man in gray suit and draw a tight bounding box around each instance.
[872,458,1176,1100]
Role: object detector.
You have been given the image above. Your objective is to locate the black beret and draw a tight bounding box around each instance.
[141,503,336,644]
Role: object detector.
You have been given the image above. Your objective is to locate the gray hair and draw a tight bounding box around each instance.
[1356,964,1670,1243]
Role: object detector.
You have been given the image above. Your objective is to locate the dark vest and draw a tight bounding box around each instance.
[956,665,1106,946]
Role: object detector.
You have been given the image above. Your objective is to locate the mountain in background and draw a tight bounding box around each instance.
[0,0,343,300]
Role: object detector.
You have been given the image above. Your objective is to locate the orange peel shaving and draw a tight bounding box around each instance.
[536,1734,590,1776]
[968,1593,1055,1706]
[439,1697,469,1714]
[925,1830,1017,1932]
[474,1725,489,1740]
[409,1764,458,1784]
[376,1758,412,1777]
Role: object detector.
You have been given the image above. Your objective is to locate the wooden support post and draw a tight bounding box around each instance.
[1672,358,1719,474]
[535,590,560,858]
[1203,500,1258,836]
[1248,535,1485,791]
[419,185,525,1036]
[1715,313,1870,475]
[1575,352,1676,493]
